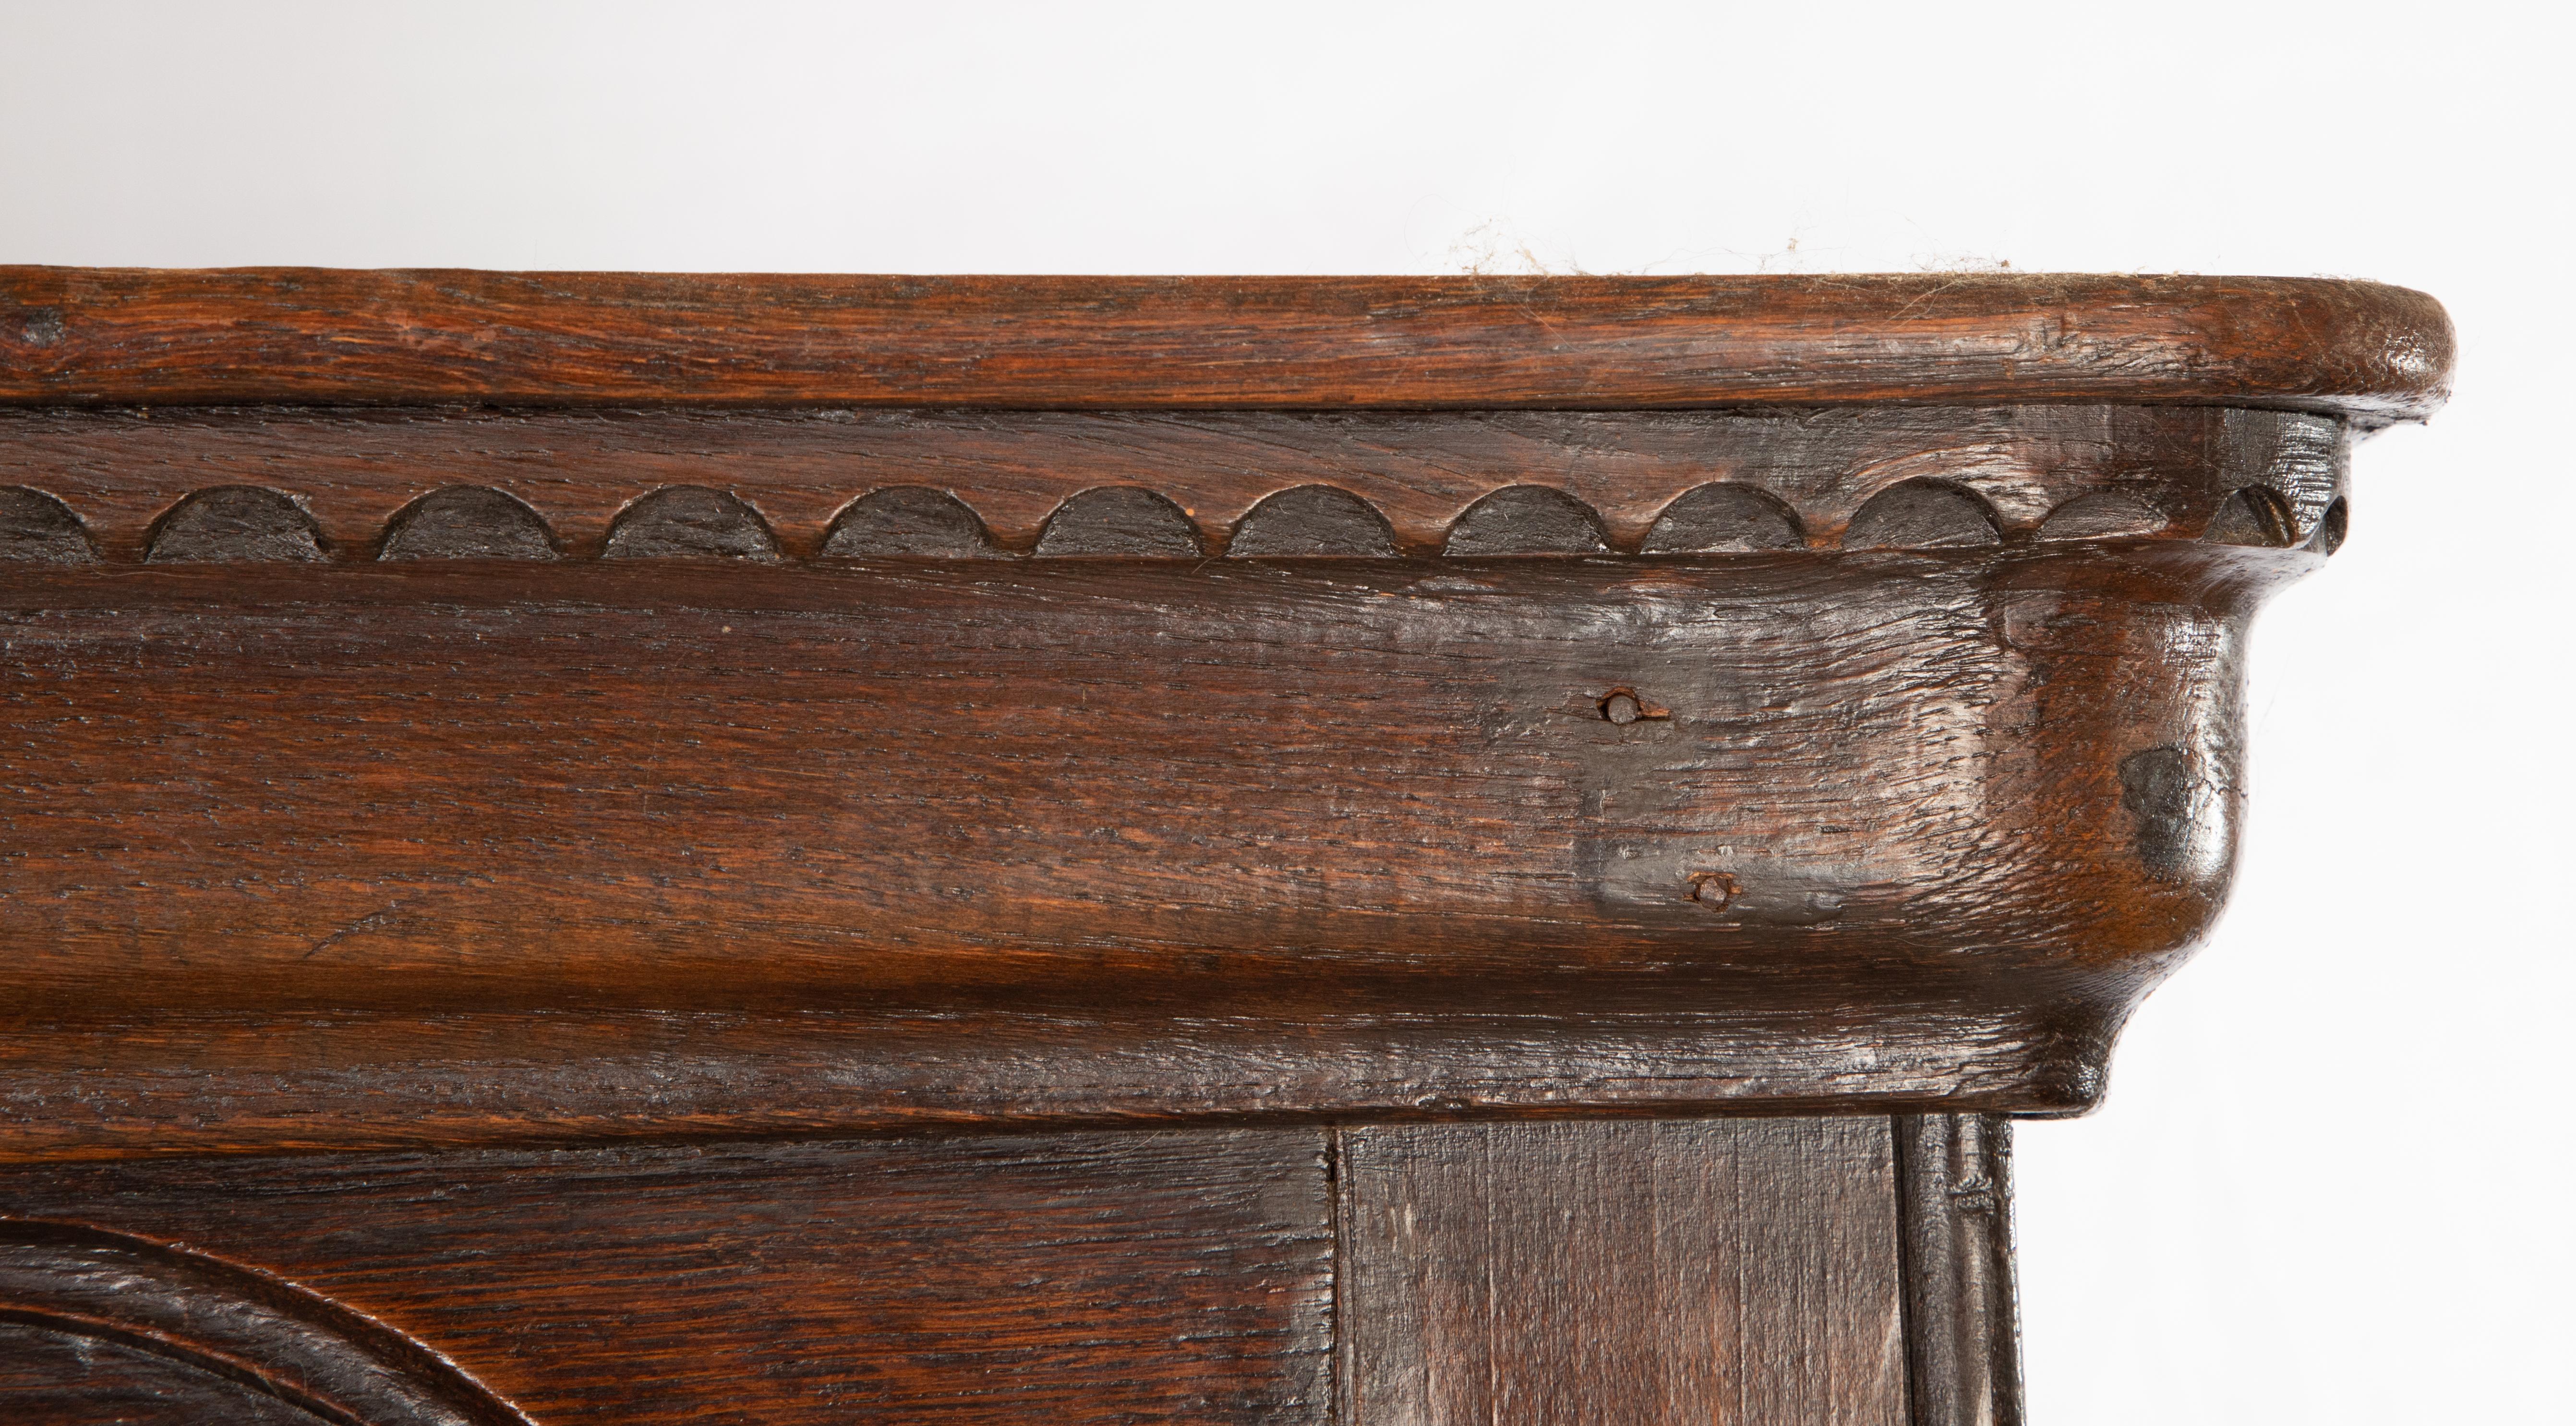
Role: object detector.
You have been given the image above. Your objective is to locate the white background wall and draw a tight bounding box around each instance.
[4,3,2565,1420]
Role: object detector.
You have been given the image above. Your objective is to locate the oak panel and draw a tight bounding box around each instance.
[1339,1119,1907,1426]
[0,1131,1335,1425]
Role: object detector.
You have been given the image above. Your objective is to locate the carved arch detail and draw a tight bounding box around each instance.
[0,1219,530,1426]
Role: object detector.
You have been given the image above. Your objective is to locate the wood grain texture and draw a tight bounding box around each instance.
[1896,1116,2023,1426]
[0,532,2300,1153]
[0,1131,1335,1425]
[0,271,2438,1424]
[0,1220,528,1426]
[1338,1118,1906,1425]
[2,552,2272,1016]
[0,1122,2000,1426]
[0,404,2348,561]
[0,486,92,563]
[0,1008,2084,1161]
[0,400,2355,1151]
[0,270,2453,424]
[0,1324,339,1426]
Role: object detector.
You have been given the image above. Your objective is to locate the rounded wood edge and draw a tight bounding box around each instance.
[0,1003,2115,1163]
[0,269,2453,424]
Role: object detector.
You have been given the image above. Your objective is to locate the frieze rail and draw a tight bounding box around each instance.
[0,478,2339,565]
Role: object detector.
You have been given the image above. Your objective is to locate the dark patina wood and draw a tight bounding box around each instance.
[0,1119,1993,1426]
[0,270,2448,1423]
[0,269,2448,422]
[0,1132,1336,1425]
[1897,1115,2024,1426]
[0,404,2345,1152]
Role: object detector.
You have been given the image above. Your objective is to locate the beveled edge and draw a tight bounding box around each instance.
[0,269,2452,425]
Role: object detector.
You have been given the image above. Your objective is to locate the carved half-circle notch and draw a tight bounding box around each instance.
[1034,486,1205,558]
[823,487,1002,558]
[0,487,96,564]
[0,1219,532,1426]
[145,487,327,563]
[603,486,781,561]
[381,486,560,561]
[1228,485,1399,558]
[2036,491,2169,542]
[1640,483,1805,553]
[2203,485,2298,548]
[1443,485,1611,556]
[1840,479,2002,550]
[2309,496,2350,554]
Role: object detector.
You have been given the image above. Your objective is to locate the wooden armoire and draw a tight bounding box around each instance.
[0,269,2451,1425]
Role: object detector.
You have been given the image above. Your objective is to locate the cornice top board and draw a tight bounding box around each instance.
[0,267,2450,1156]
[0,269,2452,425]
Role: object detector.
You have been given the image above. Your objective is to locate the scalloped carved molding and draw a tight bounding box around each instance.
[0,476,2341,566]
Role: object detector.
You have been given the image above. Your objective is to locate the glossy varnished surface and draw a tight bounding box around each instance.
[0,538,2306,1152]
[0,1119,1961,1426]
[0,269,2443,1423]
[0,397,2361,1150]
[0,270,2452,423]
[0,1220,527,1426]
[0,1132,1335,1425]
